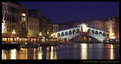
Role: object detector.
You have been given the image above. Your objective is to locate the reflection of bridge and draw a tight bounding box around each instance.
[57,23,109,42]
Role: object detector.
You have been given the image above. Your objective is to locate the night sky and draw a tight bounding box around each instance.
[19,2,119,24]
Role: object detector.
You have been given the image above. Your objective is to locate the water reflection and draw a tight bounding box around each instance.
[18,48,28,59]
[110,44,114,59]
[38,47,43,59]
[2,43,119,59]
[10,49,17,59]
[46,47,50,59]
[80,43,87,59]
[2,50,6,59]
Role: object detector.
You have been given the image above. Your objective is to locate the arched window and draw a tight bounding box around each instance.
[103,33,106,36]
[61,32,64,36]
[95,31,98,34]
[88,29,91,33]
[57,33,60,37]
[92,30,94,34]
[99,32,102,35]
[76,29,80,33]
[69,30,72,35]
[73,30,76,34]
[65,31,68,36]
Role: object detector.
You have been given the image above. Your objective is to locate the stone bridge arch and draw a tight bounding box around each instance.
[57,23,109,42]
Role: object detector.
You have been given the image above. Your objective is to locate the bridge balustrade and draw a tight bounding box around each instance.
[57,24,109,42]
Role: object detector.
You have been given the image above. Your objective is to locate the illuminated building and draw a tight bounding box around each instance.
[105,17,119,39]
[2,2,28,38]
[27,9,41,38]
[53,24,59,33]
[39,16,53,38]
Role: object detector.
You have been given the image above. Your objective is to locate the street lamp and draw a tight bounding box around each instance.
[39,32,42,36]
[39,32,42,43]
[12,30,16,43]
[12,30,16,34]
[51,34,53,37]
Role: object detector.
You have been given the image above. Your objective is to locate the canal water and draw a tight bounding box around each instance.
[2,43,120,59]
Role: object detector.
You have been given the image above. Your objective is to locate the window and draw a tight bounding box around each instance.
[69,30,72,35]
[99,32,102,35]
[88,29,91,33]
[61,32,64,36]
[21,17,26,21]
[91,30,94,34]
[73,30,76,34]
[65,32,68,36]
[95,31,98,34]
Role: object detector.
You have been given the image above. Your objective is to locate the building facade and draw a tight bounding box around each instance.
[27,9,41,38]
[2,2,28,38]
[84,19,106,31]
[39,16,53,38]
[53,24,59,33]
[105,17,119,39]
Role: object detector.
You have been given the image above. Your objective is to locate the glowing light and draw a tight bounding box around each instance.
[10,38,13,42]
[81,43,87,59]
[39,32,42,36]
[47,31,49,35]
[10,49,17,59]
[80,23,88,32]
[51,34,53,37]
[12,30,16,34]
[22,13,26,16]
[2,19,6,33]
[16,37,19,40]
[2,50,7,59]
[50,46,54,59]
[110,36,115,39]
[46,47,50,59]
[51,33,57,38]
[38,47,43,59]
[19,48,28,59]
[110,44,114,59]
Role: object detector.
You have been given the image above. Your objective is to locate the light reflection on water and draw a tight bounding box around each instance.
[80,43,87,59]
[2,43,119,60]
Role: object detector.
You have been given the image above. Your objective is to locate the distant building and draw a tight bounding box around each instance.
[53,24,59,33]
[105,17,119,39]
[27,9,41,37]
[58,21,75,31]
[39,16,53,38]
[84,19,106,31]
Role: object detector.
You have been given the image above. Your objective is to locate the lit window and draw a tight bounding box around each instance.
[21,17,26,21]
